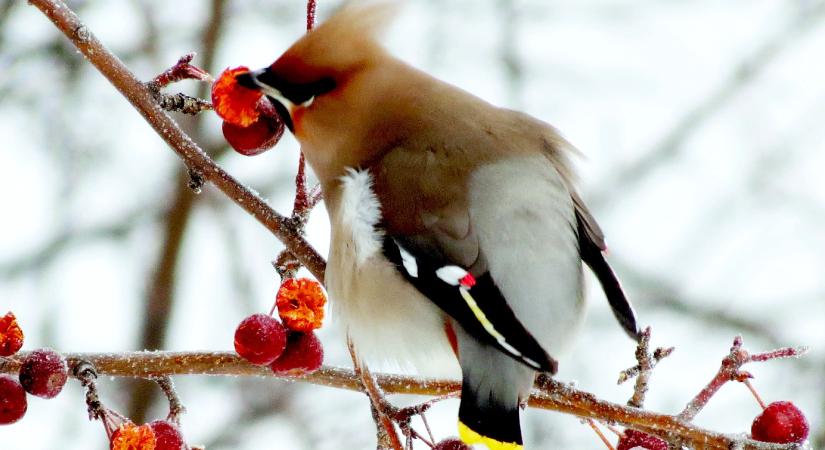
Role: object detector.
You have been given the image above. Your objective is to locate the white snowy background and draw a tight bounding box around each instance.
[1,0,823,448]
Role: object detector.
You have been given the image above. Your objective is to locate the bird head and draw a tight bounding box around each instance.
[236,2,403,182]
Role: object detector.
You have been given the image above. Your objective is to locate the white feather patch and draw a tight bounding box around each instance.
[434,265,467,286]
[397,245,419,278]
[339,168,383,266]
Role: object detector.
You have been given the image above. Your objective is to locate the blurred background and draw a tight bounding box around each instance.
[1,0,823,448]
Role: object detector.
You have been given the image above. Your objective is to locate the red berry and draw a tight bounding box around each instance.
[617,429,668,450]
[234,313,287,365]
[433,438,470,450]
[19,348,68,399]
[0,311,24,357]
[0,375,27,425]
[149,420,186,450]
[751,401,809,444]
[222,117,284,156]
[270,331,324,376]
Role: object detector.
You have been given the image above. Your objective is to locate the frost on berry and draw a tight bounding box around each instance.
[221,116,284,156]
[0,375,27,425]
[110,423,157,450]
[211,66,262,127]
[149,420,186,450]
[433,438,471,450]
[751,401,809,444]
[617,430,668,450]
[276,278,326,332]
[0,311,24,357]
[234,313,287,366]
[19,348,69,399]
[270,331,324,376]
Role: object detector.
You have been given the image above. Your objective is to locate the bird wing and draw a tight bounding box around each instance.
[572,193,641,340]
[534,119,640,341]
[381,235,556,372]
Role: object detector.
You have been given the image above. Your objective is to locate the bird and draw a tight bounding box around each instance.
[236,2,640,449]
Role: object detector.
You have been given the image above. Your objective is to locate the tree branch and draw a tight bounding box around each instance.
[0,351,801,450]
[28,0,327,283]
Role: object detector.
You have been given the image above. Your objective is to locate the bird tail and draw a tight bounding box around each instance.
[457,378,524,450]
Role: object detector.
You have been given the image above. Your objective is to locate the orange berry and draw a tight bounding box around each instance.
[110,423,157,450]
[0,312,24,357]
[211,66,262,127]
[276,278,326,332]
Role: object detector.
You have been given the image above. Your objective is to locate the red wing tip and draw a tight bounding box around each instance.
[459,273,476,288]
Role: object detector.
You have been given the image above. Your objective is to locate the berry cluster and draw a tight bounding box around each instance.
[212,66,285,155]
[234,277,326,375]
[0,312,69,426]
[109,419,188,450]
[1,312,194,449]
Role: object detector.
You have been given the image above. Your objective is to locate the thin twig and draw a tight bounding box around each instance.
[148,53,211,88]
[307,0,317,32]
[349,339,405,450]
[678,336,807,422]
[617,327,674,409]
[154,92,213,115]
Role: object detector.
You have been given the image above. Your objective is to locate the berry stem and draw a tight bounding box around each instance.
[72,360,105,422]
[743,379,768,410]
[154,376,187,423]
[420,412,436,444]
[585,418,616,450]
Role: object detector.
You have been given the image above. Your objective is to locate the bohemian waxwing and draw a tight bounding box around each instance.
[237,3,640,449]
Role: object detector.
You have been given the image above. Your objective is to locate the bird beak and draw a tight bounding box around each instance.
[235,69,297,132]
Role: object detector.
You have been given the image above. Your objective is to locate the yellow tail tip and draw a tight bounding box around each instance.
[458,421,523,450]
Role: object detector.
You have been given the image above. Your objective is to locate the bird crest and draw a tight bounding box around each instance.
[272,1,399,82]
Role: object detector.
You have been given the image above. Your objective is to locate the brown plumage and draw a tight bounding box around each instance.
[240,3,639,448]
